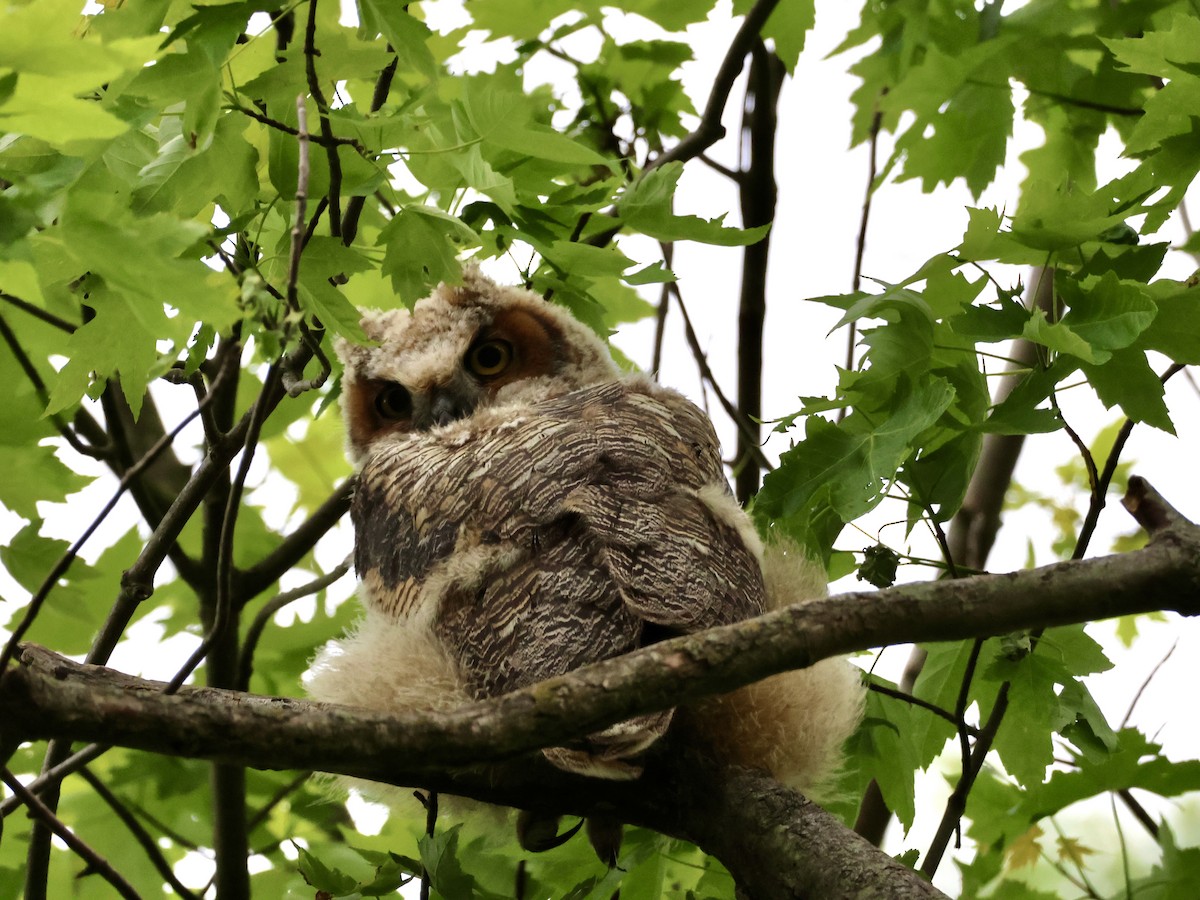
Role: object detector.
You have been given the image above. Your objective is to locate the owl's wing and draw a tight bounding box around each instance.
[551,382,765,634]
[351,378,765,775]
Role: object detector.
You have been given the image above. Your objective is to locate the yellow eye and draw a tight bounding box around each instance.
[467,339,513,378]
[374,383,412,420]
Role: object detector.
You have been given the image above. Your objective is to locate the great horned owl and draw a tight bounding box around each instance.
[306,265,864,815]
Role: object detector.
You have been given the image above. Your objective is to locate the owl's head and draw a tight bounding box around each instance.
[338,266,621,460]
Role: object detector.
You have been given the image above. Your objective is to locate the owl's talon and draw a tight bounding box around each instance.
[516,811,584,853]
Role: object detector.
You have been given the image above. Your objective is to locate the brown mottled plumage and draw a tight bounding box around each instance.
[306,266,864,843]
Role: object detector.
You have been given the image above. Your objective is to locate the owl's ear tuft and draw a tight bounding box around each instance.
[360,308,410,343]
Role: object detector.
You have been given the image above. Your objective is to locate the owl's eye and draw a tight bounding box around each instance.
[467,339,513,378]
[374,383,412,420]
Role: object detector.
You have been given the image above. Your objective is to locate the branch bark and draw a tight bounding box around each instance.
[3,477,1196,772]
[2,479,1195,897]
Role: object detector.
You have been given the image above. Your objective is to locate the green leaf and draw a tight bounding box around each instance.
[761,0,815,73]
[1132,823,1200,898]
[1024,729,1200,822]
[1138,282,1200,364]
[624,262,675,285]
[986,653,1075,786]
[44,285,164,419]
[462,79,608,166]
[1058,272,1157,353]
[1106,15,1200,155]
[542,241,634,280]
[1021,308,1104,364]
[465,0,583,40]
[0,0,160,151]
[356,1,437,79]
[295,844,359,895]
[619,163,771,246]
[843,679,924,830]
[755,377,955,556]
[378,207,479,303]
[297,238,374,339]
[1082,347,1174,433]
[418,825,504,900]
[449,143,517,212]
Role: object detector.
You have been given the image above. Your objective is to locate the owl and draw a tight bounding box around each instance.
[306,266,864,848]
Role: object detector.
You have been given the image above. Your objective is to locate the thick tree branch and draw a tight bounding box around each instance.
[2,480,1193,898]
[3,477,1195,776]
[734,42,783,503]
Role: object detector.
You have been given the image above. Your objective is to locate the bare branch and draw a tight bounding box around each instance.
[237,556,353,691]
[4,490,1197,776]
[341,54,398,243]
[235,479,355,602]
[1,768,143,900]
[733,41,783,503]
[303,0,343,238]
[77,767,203,900]
[648,0,785,172]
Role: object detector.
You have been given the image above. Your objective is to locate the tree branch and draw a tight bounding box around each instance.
[1,768,143,900]
[4,477,1195,776]
[734,41,783,502]
[234,479,355,603]
[3,480,1193,898]
[647,0,784,172]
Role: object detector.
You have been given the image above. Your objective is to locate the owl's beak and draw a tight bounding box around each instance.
[414,388,473,429]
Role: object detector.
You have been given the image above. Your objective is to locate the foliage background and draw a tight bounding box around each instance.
[2,0,1200,897]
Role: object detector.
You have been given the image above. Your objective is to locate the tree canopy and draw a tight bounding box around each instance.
[2,0,1200,897]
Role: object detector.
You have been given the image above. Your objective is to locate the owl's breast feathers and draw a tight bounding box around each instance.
[351,378,766,714]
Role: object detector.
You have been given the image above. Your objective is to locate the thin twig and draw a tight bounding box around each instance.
[246,772,314,834]
[1117,788,1159,839]
[286,93,310,316]
[78,767,202,900]
[1074,363,1184,561]
[651,243,674,375]
[1111,793,1135,899]
[0,396,212,674]
[0,291,78,332]
[303,0,343,238]
[670,282,774,474]
[698,153,742,182]
[341,52,398,242]
[165,364,284,694]
[921,682,1011,876]
[1051,391,1099,497]
[0,743,109,818]
[0,313,108,459]
[1,768,144,900]
[228,101,365,150]
[235,479,355,601]
[1120,641,1177,729]
[841,102,884,416]
[867,683,979,735]
[236,557,353,691]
